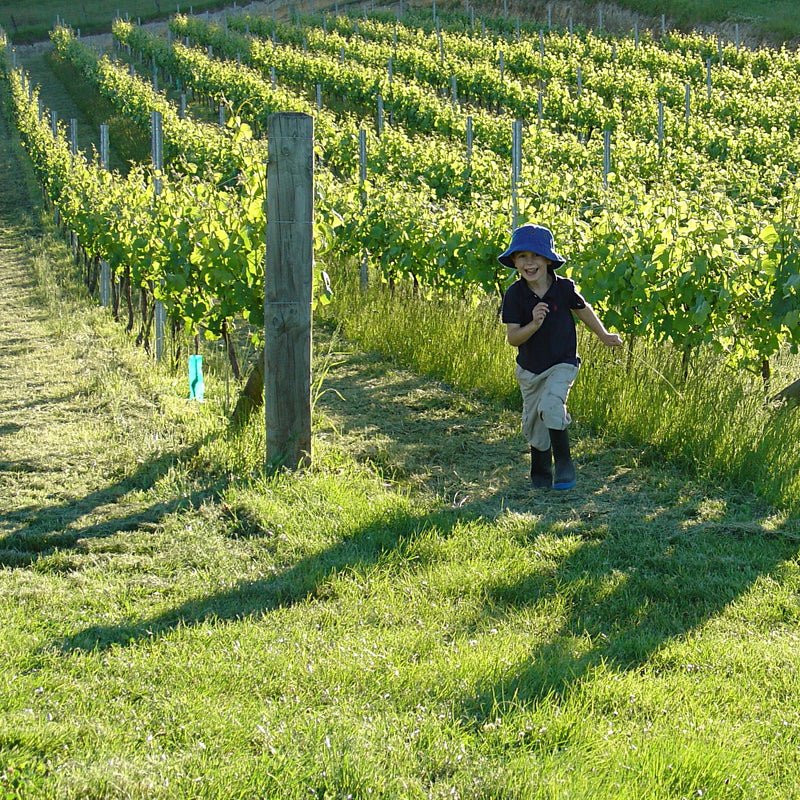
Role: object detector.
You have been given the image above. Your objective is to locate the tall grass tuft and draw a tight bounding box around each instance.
[322,270,800,513]
[325,276,519,405]
[572,337,800,508]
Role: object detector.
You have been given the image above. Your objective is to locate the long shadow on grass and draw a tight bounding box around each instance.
[47,344,501,651]
[43,341,800,684]
[54,504,456,652]
[0,443,218,567]
[317,336,800,719]
[463,488,799,722]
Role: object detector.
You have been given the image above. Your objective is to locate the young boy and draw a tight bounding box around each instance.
[499,223,622,490]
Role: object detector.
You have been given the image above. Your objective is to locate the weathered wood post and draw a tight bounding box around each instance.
[511,119,522,229]
[359,127,368,290]
[99,124,111,308]
[603,128,611,190]
[69,119,79,256]
[465,114,473,173]
[69,118,78,155]
[265,112,314,471]
[151,110,166,362]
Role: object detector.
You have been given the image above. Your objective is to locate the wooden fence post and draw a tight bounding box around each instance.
[603,128,612,190]
[151,111,166,362]
[465,114,473,173]
[511,119,522,229]
[359,128,368,290]
[69,118,78,155]
[265,112,314,471]
[99,123,111,308]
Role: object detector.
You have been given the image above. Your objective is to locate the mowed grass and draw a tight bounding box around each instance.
[615,0,800,42]
[3,319,800,799]
[0,0,230,43]
[325,276,800,515]
[2,193,800,798]
[6,489,800,799]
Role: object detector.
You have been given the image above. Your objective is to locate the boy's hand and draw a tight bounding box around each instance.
[531,302,549,327]
[602,332,624,346]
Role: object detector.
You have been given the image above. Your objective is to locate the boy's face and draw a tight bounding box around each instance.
[512,250,551,285]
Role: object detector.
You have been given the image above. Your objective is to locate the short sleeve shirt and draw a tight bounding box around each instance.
[501,275,587,374]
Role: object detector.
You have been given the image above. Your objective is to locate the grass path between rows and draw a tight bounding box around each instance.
[0,96,205,565]
[4,73,800,796]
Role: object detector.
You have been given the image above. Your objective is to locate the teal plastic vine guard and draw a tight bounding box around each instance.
[189,354,204,401]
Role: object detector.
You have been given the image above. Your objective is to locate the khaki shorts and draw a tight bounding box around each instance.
[515,362,579,451]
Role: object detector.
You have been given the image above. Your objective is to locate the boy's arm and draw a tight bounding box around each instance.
[506,302,550,346]
[573,304,623,346]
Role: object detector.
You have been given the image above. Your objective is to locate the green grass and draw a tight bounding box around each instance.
[6,216,799,796]
[4,349,800,799]
[609,0,800,42]
[0,0,232,44]
[43,49,151,171]
[3,5,800,797]
[323,273,800,515]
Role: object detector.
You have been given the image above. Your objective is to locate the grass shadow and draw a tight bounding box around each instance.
[463,490,799,721]
[313,335,800,721]
[53,504,458,652]
[39,334,800,700]
[313,341,526,514]
[0,442,218,567]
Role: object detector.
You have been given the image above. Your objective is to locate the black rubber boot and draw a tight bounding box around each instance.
[530,446,552,489]
[549,428,576,490]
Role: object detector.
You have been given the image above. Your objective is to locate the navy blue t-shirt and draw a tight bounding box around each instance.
[501,274,587,374]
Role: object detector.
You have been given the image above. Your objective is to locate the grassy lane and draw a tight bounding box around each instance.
[0,98,216,565]
[14,41,107,163]
[0,0,232,44]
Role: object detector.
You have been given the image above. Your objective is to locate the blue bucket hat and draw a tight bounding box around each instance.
[498,223,566,270]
